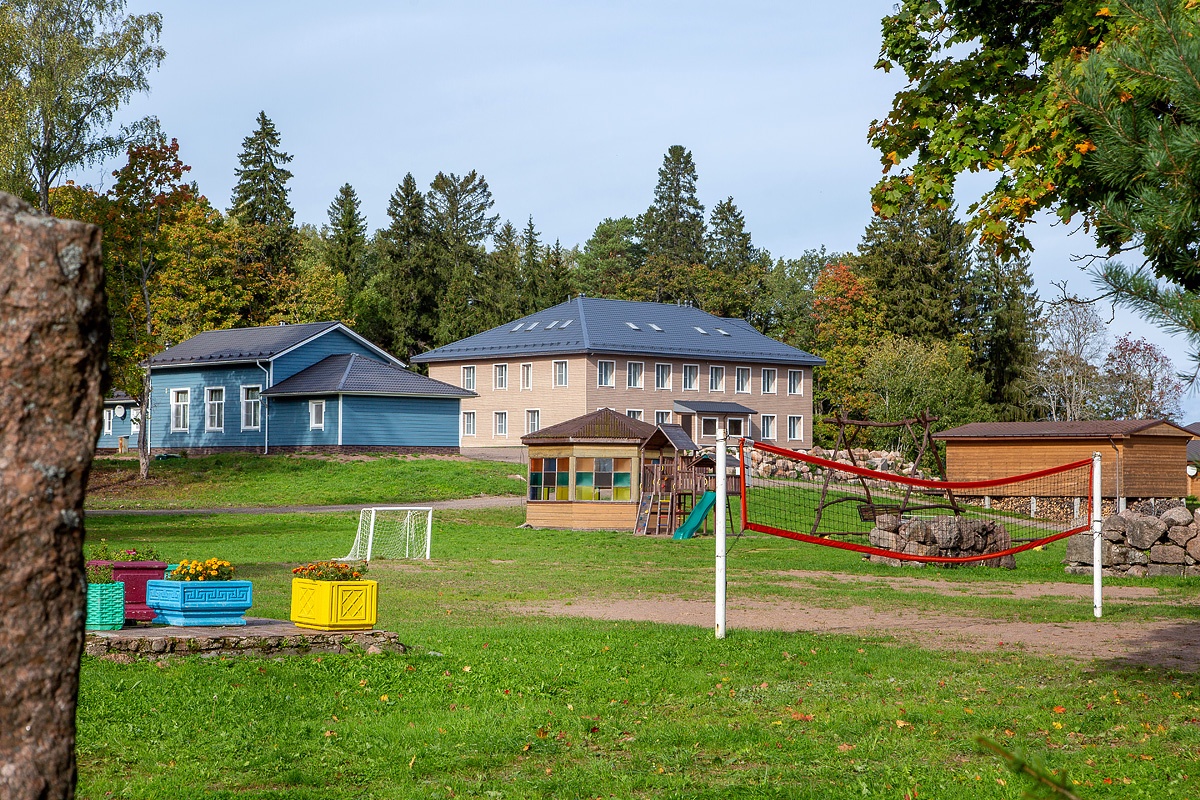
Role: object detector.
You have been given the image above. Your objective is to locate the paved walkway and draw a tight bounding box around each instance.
[85,494,523,517]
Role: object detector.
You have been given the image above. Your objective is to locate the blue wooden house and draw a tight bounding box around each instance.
[143,322,473,454]
[98,390,141,452]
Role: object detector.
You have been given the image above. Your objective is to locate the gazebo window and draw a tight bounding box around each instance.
[529,457,569,500]
[574,457,633,501]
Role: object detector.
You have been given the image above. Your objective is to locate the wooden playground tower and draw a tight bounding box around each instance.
[635,451,737,536]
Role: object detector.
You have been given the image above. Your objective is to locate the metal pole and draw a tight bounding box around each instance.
[1092,451,1103,619]
[366,508,376,562]
[716,427,727,639]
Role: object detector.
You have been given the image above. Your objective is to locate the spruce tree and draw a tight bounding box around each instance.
[475,221,522,329]
[704,197,760,317]
[637,145,706,302]
[371,172,437,361]
[966,249,1040,419]
[576,216,644,298]
[230,111,294,228]
[426,171,498,344]
[519,216,543,313]
[324,183,368,295]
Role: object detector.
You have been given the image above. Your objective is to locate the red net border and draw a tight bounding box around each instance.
[738,439,1093,564]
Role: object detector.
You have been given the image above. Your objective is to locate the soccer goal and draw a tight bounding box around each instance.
[337,507,433,561]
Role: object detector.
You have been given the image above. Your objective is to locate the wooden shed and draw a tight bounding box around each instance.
[933,420,1192,506]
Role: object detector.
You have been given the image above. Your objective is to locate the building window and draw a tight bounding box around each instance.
[529,456,569,501]
[494,364,508,390]
[788,415,803,441]
[682,364,699,391]
[309,400,325,431]
[760,414,776,440]
[553,360,568,387]
[788,369,803,396]
[574,457,633,502]
[627,361,644,389]
[727,417,744,437]
[521,363,533,390]
[627,409,643,421]
[701,417,718,437]
[205,387,225,432]
[735,367,751,393]
[103,408,113,436]
[761,368,777,394]
[170,389,189,432]
[241,386,261,430]
[462,365,476,392]
[709,366,725,392]
[130,408,140,438]
[526,409,540,434]
[494,411,508,437]
[656,410,672,426]
[597,360,615,388]
[462,411,476,436]
[654,363,671,390]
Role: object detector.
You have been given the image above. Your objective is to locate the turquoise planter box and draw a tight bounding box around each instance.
[145,579,253,626]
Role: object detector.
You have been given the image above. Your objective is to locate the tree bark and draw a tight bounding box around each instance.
[0,192,108,799]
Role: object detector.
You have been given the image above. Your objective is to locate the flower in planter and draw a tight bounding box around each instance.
[89,538,163,563]
[168,558,235,581]
[85,562,115,584]
[291,561,369,581]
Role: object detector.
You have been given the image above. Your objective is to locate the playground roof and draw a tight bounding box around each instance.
[522,407,658,445]
[261,354,474,398]
[934,420,1193,439]
[673,400,756,415]
[656,423,699,452]
[411,297,825,367]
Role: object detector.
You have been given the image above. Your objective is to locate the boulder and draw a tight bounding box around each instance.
[869,529,898,551]
[1126,564,1149,578]
[1187,535,1200,563]
[903,519,932,545]
[1150,544,1187,564]
[1125,514,1168,550]
[931,518,960,550]
[875,514,901,533]
[1167,525,1197,547]
[1100,514,1127,534]
[1161,506,1194,528]
[1147,564,1185,578]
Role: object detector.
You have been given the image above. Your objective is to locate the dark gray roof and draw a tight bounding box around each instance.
[934,419,1193,439]
[1186,421,1200,436]
[261,354,474,398]
[410,297,825,367]
[674,400,756,415]
[104,390,138,405]
[657,423,699,452]
[146,322,398,367]
[1189,440,1200,463]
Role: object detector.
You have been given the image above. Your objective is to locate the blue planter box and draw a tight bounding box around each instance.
[145,579,253,626]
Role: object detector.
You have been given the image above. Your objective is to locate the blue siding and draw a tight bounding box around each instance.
[267,397,339,447]
[149,365,270,450]
[342,396,461,447]
[97,403,139,448]
[272,329,386,383]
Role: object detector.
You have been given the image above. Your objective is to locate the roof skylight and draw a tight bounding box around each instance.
[648,323,664,332]
[694,326,708,335]
[512,323,524,332]
[626,322,640,330]
[527,321,539,331]
[546,321,558,329]
[715,327,731,336]
[560,319,573,328]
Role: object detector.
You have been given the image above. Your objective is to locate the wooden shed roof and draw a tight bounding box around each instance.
[934,419,1193,440]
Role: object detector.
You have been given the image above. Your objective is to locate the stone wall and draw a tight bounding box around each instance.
[750,447,934,482]
[1065,500,1200,577]
[867,514,1016,569]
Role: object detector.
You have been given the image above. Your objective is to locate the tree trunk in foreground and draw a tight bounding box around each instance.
[0,192,108,799]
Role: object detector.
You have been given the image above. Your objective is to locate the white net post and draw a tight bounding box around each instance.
[715,427,727,640]
[1092,451,1103,618]
[338,507,433,561]
[366,508,376,562]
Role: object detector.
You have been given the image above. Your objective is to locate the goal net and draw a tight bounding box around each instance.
[337,507,433,561]
[740,440,1094,565]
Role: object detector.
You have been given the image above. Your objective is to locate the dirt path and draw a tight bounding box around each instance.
[85,495,523,516]
[524,576,1200,672]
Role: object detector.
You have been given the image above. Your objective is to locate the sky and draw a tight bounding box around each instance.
[87,1,1198,420]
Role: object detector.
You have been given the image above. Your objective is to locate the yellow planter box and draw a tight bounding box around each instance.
[290,577,378,631]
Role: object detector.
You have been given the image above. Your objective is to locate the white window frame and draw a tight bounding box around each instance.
[788,369,804,396]
[654,363,672,391]
[493,363,508,390]
[526,409,540,434]
[204,386,225,432]
[735,367,751,394]
[521,362,533,391]
[309,399,325,431]
[709,365,725,392]
[461,365,476,392]
[241,385,262,431]
[626,361,644,389]
[727,417,744,437]
[760,414,776,440]
[761,368,777,395]
[626,409,644,421]
[682,364,699,391]
[553,360,568,388]
[103,408,113,436]
[597,360,615,388]
[494,410,508,437]
[788,415,803,441]
[130,408,140,438]
[700,416,718,438]
[170,388,189,432]
[655,410,672,426]
[462,410,476,437]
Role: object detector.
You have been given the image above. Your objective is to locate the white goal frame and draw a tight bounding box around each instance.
[337,506,433,561]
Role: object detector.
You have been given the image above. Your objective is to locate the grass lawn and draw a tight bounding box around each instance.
[79,507,1200,798]
[85,453,525,509]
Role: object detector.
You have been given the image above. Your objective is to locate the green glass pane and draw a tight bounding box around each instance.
[575,472,593,487]
[613,472,631,488]
[530,473,542,486]
[614,487,631,501]
[557,471,569,486]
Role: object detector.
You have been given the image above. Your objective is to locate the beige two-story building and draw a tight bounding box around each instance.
[411,297,825,460]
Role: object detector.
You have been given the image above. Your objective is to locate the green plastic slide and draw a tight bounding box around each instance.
[673,491,717,540]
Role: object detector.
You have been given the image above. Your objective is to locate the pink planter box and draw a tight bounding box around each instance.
[87,560,167,622]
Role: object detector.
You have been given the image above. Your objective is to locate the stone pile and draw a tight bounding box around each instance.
[867,514,1016,569]
[750,447,934,483]
[1065,501,1200,577]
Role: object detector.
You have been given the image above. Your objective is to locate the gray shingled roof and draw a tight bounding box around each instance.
[261,354,474,398]
[410,297,825,366]
[657,423,699,452]
[934,420,1193,439]
[522,407,659,444]
[673,400,756,415]
[146,322,397,367]
[1189,440,1200,463]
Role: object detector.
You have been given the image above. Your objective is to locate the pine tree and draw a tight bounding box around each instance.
[704,197,760,317]
[426,171,498,345]
[576,216,644,298]
[323,183,368,294]
[230,111,294,228]
[368,172,438,361]
[637,145,706,302]
[965,249,1039,420]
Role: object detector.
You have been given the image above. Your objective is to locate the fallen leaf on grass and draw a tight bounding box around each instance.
[838,743,855,752]
[1053,706,1065,714]
[896,720,911,728]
